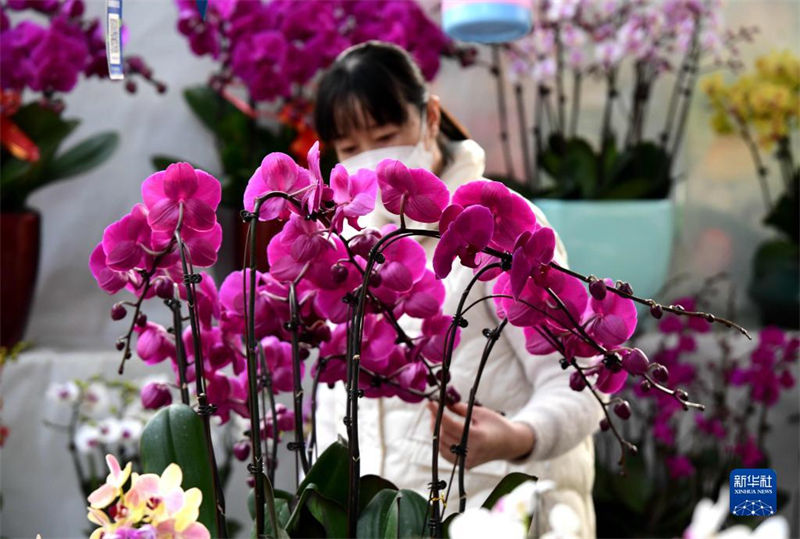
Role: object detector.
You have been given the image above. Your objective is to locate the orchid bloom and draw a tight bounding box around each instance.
[101,204,153,272]
[243,151,310,221]
[376,159,449,223]
[330,165,378,232]
[433,204,495,279]
[87,454,132,509]
[142,162,221,233]
[124,463,204,534]
[509,227,556,299]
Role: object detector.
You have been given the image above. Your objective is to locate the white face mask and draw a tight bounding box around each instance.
[339,111,435,175]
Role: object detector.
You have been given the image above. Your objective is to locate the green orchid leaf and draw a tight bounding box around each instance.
[359,474,398,512]
[357,488,428,539]
[297,438,350,505]
[139,404,219,535]
[44,131,119,182]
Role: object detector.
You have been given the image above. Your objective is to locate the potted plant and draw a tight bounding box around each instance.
[489,0,751,300]
[702,50,799,328]
[0,0,163,347]
[88,136,748,536]
[594,280,797,537]
[155,0,476,274]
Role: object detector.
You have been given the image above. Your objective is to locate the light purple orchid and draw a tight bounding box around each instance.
[141,162,221,233]
[376,160,449,223]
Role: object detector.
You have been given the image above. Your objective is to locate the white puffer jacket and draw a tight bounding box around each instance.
[316,140,602,538]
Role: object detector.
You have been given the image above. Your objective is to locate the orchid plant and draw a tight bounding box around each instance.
[90,138,748,537]
[160,0,475,207]
[488,0,753,200]
[0,0,164,211]
[84,454,210,539]
[702,50,799,328]
[594,278,798,537]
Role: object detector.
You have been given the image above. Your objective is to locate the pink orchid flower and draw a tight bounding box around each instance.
[394,270,445,319]
[218,270,286,339]
[101,204,153,272]
[260,336,299,392]
[330,165,378,233]
[135,322,176,365]
[303,141,326,215]
[243,152,310,221]
[509,227,556,299]
[583,279,638,349]
[376,159,449,223]
[451,180,536,251]
[151,222,223,269]
[142,162,221,233]
[89,243,135,294]
[415,313,461,364]
[206,371,249,423]
[267,214,331,282]
[433,204,495,279]
[87,454,132,509]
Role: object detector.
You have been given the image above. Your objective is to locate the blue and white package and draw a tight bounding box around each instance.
[106,0,123,80]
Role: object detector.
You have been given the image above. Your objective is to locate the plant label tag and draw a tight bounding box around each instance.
[106,0,123,80]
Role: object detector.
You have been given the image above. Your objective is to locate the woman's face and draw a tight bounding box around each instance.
[332,98,443,172]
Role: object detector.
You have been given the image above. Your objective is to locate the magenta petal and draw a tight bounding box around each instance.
[163,162,199,201]
[141,170,167,209]
[147,199,181,232]
[510,248,533,300]
[261,152,303,192]
[529,227,556,264]
[381,261,413,292]
[459,205,494,249]
[182,198,217,232]
[89,243,128,294]
[106,241,143,271]
[433,227,459,279]
[194,169,222,208]
[523,327,557,355]
[439,204,463,234]
[183,223,222,268]
[596,367,628,394]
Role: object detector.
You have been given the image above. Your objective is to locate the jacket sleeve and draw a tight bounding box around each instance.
[500,202,603,461]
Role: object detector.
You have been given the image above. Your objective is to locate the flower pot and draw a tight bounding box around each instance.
[533,198,675,300]
[1,209,40,348]
[442,0,532,43]
[749,239,799,329]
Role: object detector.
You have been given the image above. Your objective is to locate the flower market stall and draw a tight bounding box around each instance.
[0,1,798,539]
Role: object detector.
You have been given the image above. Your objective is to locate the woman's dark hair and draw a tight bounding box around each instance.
[314,41,467,146]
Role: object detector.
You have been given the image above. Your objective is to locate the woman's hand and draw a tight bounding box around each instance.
[426,401,536,469]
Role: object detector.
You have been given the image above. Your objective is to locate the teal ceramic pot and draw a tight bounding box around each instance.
[533,198,675,301]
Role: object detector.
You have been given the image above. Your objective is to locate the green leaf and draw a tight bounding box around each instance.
[481,472,537,510]
[306,485,348,538]
[285,484,326,538]
[538,136,599,199]
[606,142,671,199]
[298,439,350,505]
[360,474,398,512]
[140,404,219,535]
[357,488,428,539]
[247,489,291,539]
[1,103,81,209]
[44,131,119,181]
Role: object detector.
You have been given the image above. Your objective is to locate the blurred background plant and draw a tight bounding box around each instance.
[594,276,799,537]
[0,0,165,349]
[492,0,752,200]
[702,49,799,328]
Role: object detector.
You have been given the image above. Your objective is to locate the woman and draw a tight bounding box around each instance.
[313,41,602,538]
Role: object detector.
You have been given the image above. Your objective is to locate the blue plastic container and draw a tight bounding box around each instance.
[442,1,532,43]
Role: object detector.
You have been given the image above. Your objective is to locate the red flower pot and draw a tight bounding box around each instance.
[1,209,40,348]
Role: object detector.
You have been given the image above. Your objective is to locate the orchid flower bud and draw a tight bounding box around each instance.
[141,382,172,409]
